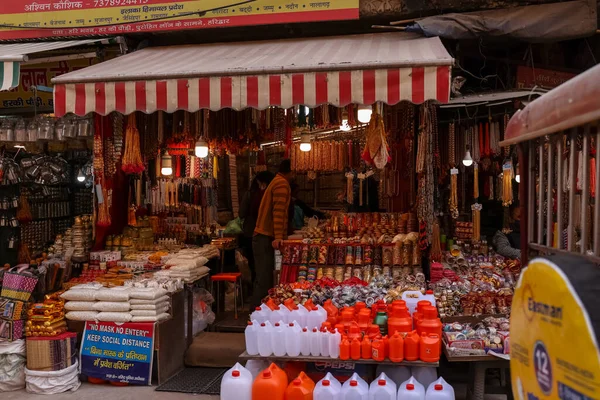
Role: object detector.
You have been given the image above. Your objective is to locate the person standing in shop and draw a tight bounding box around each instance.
[252,160,293,308]
[239,171,275,291]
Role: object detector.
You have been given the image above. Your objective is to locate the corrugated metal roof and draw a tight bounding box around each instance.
[53,33,453,84]
[444,90,547,107]
[0,39,104,62]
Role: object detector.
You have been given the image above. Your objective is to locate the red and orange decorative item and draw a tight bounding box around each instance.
[121,114,145,175]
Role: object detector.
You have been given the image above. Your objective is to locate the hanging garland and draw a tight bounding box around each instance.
[122,114,145,174]
[472,203,482,241]
[449,168,459,219]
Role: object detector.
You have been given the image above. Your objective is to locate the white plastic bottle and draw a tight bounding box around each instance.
[270,306,288,325]
[321,328,331,357]
[220,362,252,400]
[286,322,302,357]
[244,359,269,379]
[368,372,397,400]
[425,377,455,400]
[314,373,342,400]
[245,320,259,355]
[290,305,309,328]
[250,306,269,324]
[314,305,328,326]
[341,378,368,400]
[375,365,411,387]
[343,373,369,393]
[310,327,322,356]
[300,327,312,356]
[329,328,341,358]
[272,322,287,356]
[279,305,292,324]
[412,366,438,389]
[257,321,273,357]
[423,290,437,308]
[398,377,426,400]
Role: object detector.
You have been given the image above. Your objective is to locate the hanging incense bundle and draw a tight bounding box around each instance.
[16,193,32,223]
[449,122,456,167]
[502,160,514,206]
[474,163,479,199]
[122,114,145,174]
[97,186,111,227]
[450,168,459,219]
[346,172,354,204]
[472,203,482,241]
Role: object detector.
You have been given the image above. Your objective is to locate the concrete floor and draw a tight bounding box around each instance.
[4,383,219,400]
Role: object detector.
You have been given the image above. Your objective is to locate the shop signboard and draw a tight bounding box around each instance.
[0,58,98,110]
[516,66,576,90]
[0,0,360,40]
[80,321,155,385]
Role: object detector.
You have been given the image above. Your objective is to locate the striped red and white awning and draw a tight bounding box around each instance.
[53,33,454,117]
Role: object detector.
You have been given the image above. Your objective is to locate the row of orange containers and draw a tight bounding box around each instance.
[252,363,314,400]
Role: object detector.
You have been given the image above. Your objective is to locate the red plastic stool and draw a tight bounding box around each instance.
[210,272,243,319]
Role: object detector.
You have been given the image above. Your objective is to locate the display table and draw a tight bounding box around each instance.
[239,351,439,367]
[443,347,511,400]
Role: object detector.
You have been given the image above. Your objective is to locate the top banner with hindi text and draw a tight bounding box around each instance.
[0,0,359,40]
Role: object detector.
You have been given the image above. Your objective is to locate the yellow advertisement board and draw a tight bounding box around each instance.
[0,0,359,40]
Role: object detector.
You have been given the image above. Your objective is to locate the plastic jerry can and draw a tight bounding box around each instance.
[387,306,412,335]
[348,323,362,342]
[310,328,322,356]
[367,325,381,340]
[420,334,440,362]
[258,322,273,357]
[368,373,396,400]
[285,371,316,400]
[245,321,259,355]
[314,374,342,400]
[357,309,372,333]
[339,336,351,360]
[371,337,386,362]
[221,362,252,400]
[401,291,425,314]
[350,338,361,360]
[265,299,279,311]
[388,332,404,363]
[422,290,436,308]
[300,328,312,356]
[425,377,454,400]
[321,328,331,358]
[361,336,372,359]
[253,369,287,400]
[341,379,368,400]
[323,299,339,320]
[418,307,442,339]
[245,359,269,379]
[412,367,438,389]
[398,377,426,400]
[251,306,271,324]
[269,363,289,385]
[404,330,420,361]
[375,365,411,387]
[286,322,302,357]
[329,328,341,358]
[272,322,287,356]
[290,305,309,328]
[271,306,290,325]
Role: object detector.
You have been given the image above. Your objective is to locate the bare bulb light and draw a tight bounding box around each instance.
[300,133,312,152]
[462,150,473,167]
[161,153,173,176]
[77,169,85,182]
[357,105,372,124]
[195,138,209,158]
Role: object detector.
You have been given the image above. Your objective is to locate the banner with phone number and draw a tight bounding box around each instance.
[0,0,359,40]
[80,321,155,385]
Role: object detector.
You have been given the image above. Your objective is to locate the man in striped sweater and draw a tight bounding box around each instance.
[252,159,293,308]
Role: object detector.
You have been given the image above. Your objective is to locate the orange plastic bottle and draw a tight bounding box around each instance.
[253,369,287,400]
[339,336,351,360]
[391,299,407,308]
[404,330,420,361]
[367,325,381,340]
[285,372,315,400]
[284,298,296,311]
[419,306,442,338]
[354,301,367,316]
[413,300,432,331]
[361,336,372,359]
[335,323,346,335]
[323,299,339,320]
[350,338,361,360]
[347,323,362,342]
[321,321,332,332]
[266,298,279,311]
[340,310,355,332]
[388,305,413,335]
[371,337,386,361]
[420,333,441,362]
[357,309,372,333]
[269,363,289,387]
[303,299,315,311]
[388,332,405,362]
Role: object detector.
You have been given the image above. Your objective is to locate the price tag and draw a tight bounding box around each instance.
[451,168,459,175]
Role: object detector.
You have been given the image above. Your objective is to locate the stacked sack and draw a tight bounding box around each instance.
[62,284,170,323]
[156,251,211,283]
[0,339,26,392]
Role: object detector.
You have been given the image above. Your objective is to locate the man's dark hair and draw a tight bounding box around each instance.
[279,159,292,174]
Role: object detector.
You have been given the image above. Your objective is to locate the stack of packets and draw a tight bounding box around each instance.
[0,297,28,341]
[25,293,67,337]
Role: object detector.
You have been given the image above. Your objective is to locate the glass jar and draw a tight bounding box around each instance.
[14,119,27,142]
[37,118,54,140]
[54,119,66,141]
[77,117,91,137]
[63,118,76,138]
[0,119,14,141]
[26,120,38,142]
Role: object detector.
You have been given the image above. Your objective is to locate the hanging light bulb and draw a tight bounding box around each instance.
[515,163,521,183]
[195,138,209,158]
[463,146,473,167]
[76,168,86,182]
[299,132,312,152]
[340,110,351,132]
[161,152,173,176]
[357,105,373,124]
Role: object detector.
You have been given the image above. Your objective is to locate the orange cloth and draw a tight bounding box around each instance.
[254,173,291,240]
